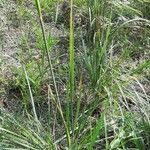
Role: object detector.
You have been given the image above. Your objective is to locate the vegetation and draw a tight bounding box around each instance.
[0,0,150,149]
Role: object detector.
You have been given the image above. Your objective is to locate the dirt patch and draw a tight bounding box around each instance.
[0,0,20,66]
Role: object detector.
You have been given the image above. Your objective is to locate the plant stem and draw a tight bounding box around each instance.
[34,0,60,106]
[69,0,75,136]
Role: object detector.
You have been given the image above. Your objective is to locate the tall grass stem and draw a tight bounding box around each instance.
[69,0,75,136]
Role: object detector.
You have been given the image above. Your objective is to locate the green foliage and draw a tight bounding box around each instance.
[0,0,150,149]
[0,110,55,149]
[40,0,58,12]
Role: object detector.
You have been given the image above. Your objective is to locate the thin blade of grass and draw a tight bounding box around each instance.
[69,0,75,137]
[34,0,61,109]
[88,113,104,150]
[23,65,39,124]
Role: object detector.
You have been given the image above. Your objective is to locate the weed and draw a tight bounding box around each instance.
[0,0,150,149]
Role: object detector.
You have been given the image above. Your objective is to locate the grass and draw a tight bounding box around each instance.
[0,0,150,149]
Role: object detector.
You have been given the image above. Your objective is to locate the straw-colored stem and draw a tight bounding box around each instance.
[69,0,75,136]
[34,0,61,108]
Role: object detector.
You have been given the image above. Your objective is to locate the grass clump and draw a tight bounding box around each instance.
[0,0,150,149]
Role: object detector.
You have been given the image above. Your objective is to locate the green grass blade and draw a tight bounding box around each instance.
[131,59,150,75]
[69,0,75,136]
[34,0,60,107]
[23,65,39,124]
[88,113,104,150]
